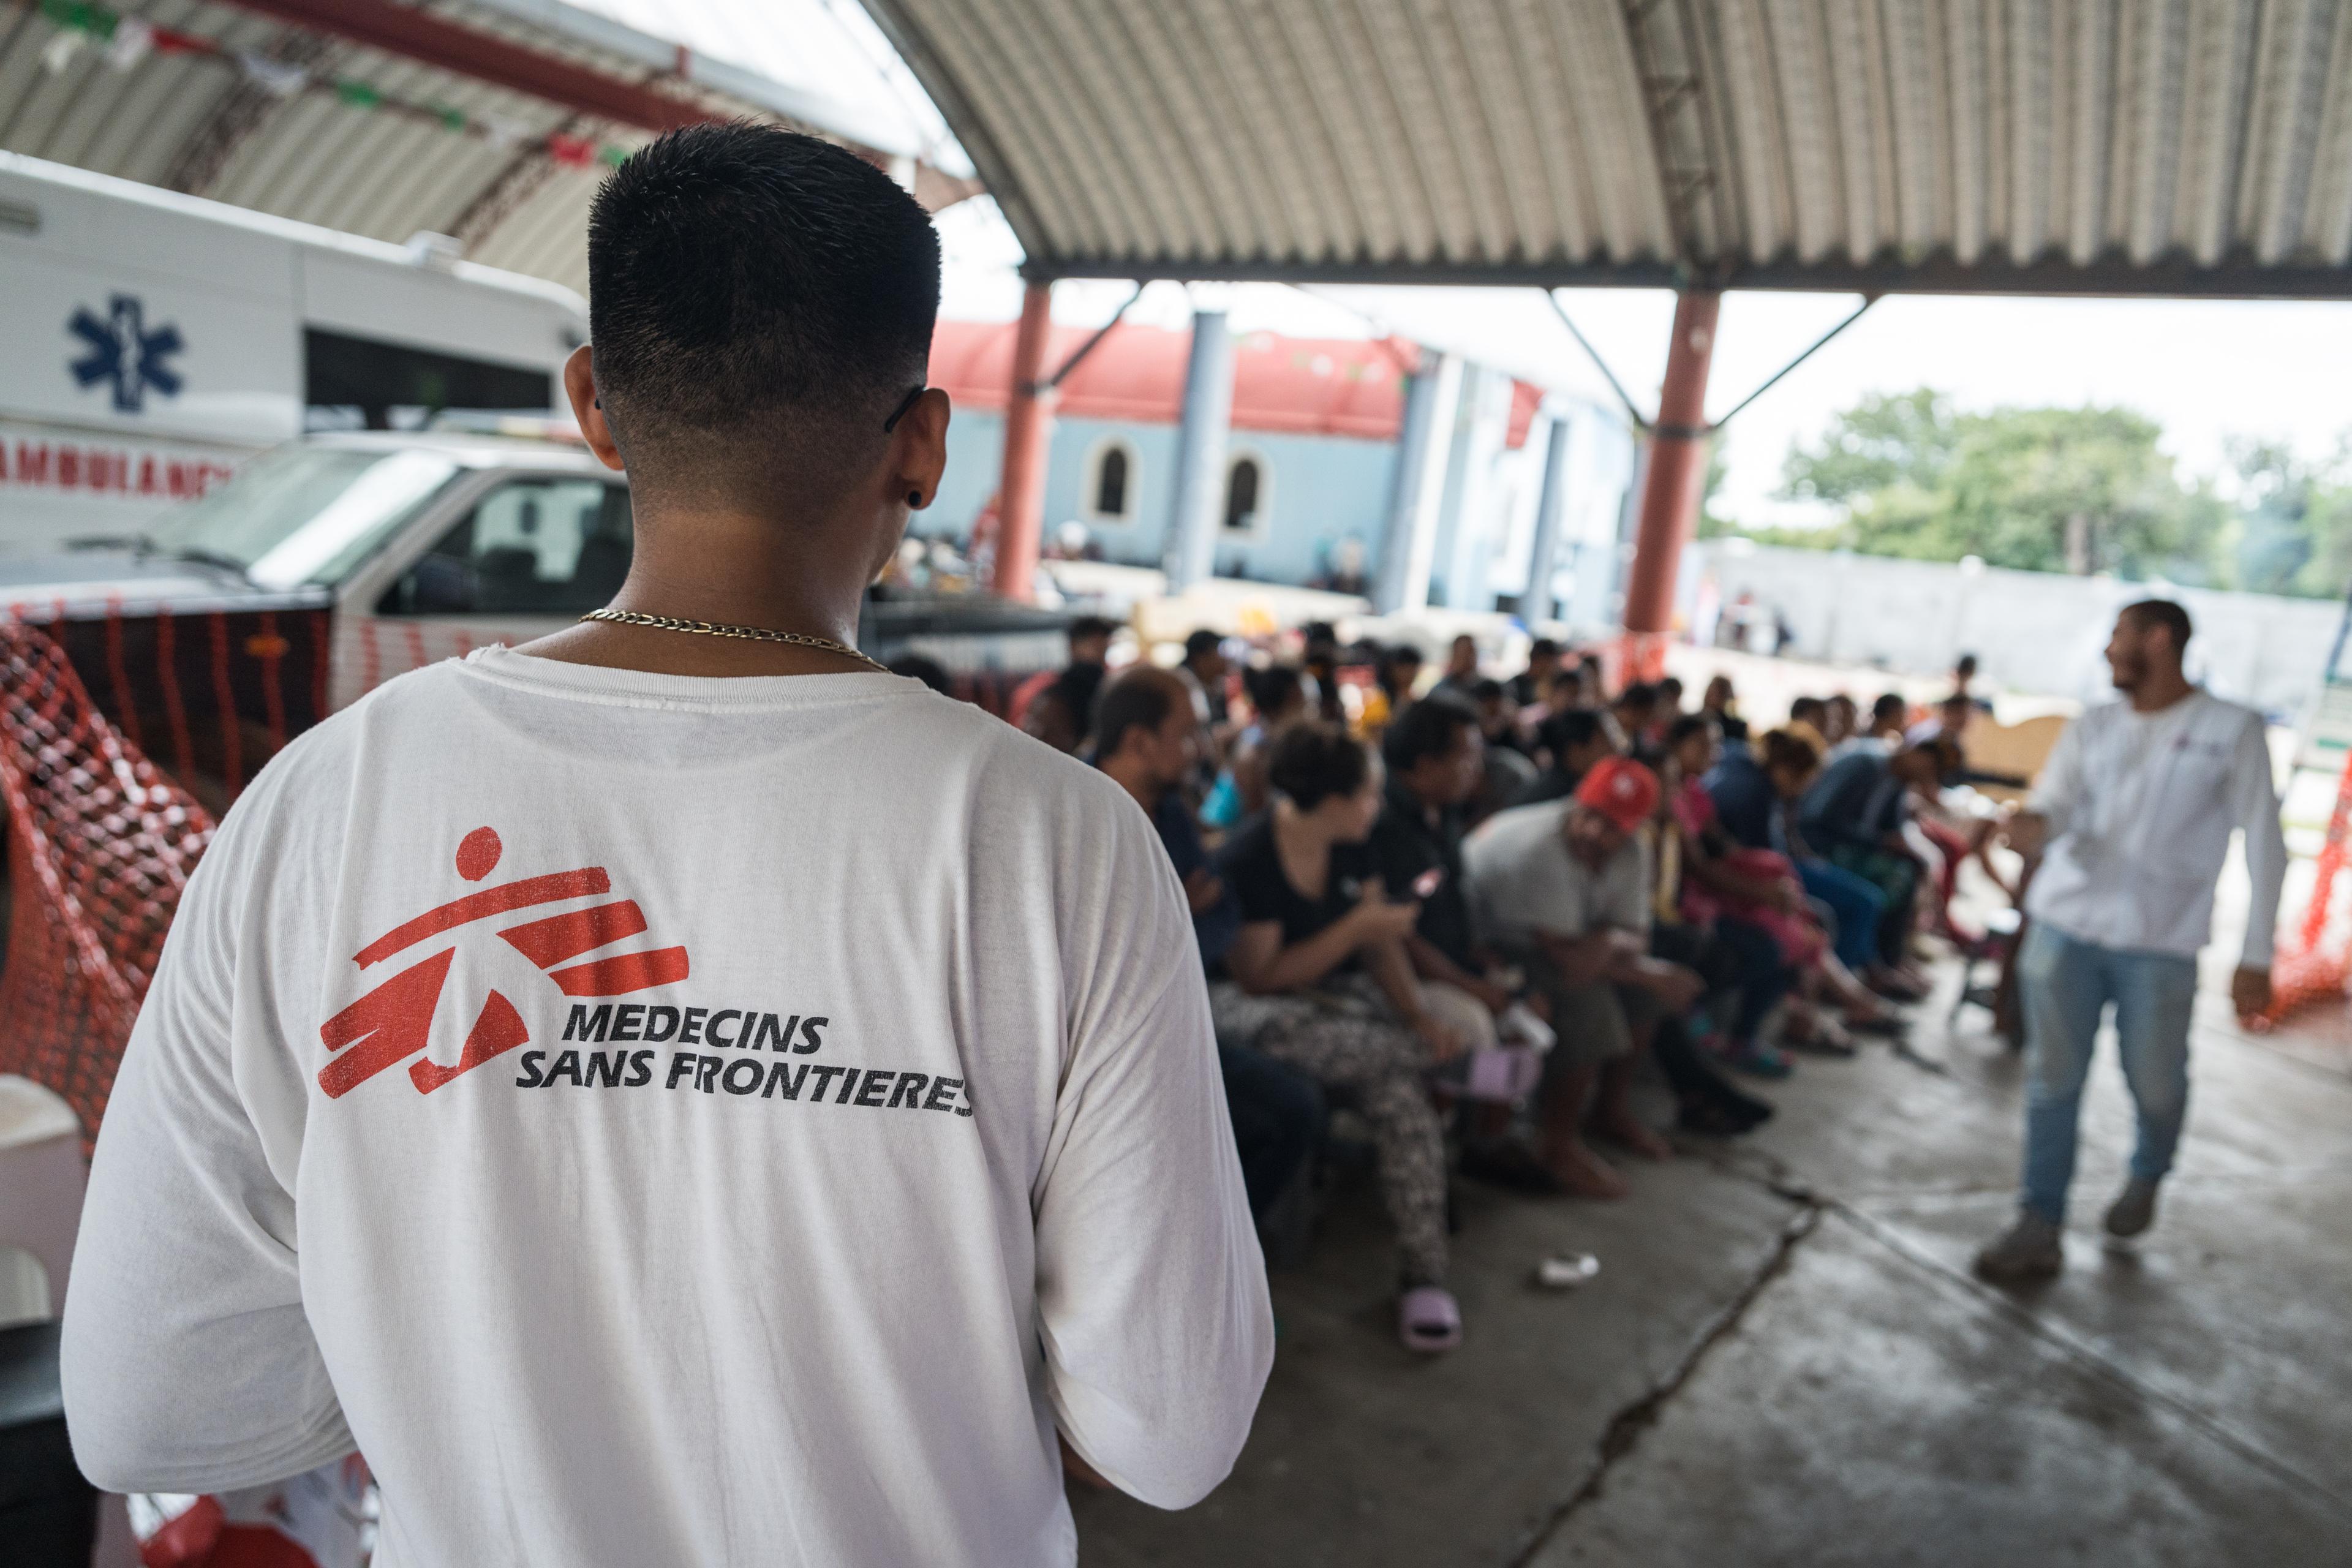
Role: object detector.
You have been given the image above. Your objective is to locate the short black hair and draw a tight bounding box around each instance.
[1872,693,1907,722]
[1903,734,1963,774]
[1184,628,1224,662]
[1718,714,1751,744]
[587,123,940,501]
[1539,706,1608,758]
[1759,726,1820,775]
[1069,615,1120,645]
[1095,668,1185,759]
[1269,722,1371,811]
[2122,598,2193,653]
[1382,696,1478,774]
[1382,643,1425,669]
[1243,663,1309,717]
[1528,638,1561,662]
[1616,682,1659,710]
[1663,712,1715,751]
[1469,677,1506,704]
[1790,696,1828,724]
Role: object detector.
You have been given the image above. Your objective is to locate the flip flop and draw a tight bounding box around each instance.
[1436,1044,1544,1103]
[1398,1286,1463,1353]
[1466,1044,1542,1102]
[1783,1020,1857,1057]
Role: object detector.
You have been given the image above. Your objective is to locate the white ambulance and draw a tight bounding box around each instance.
[0,151,586,555]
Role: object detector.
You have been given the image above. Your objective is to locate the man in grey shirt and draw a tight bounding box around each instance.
[1465,759,1700,1199]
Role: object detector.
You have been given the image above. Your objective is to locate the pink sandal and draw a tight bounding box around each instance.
[1398,1286,1463,1353]
[1442,1044,1542,1104]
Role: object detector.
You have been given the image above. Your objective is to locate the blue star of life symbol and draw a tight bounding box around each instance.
[68,294,184,414]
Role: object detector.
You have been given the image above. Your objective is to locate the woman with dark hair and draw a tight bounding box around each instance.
[1207,663,1317,827]
[1210,723,1470,1353]
[1649,714,1804,1076]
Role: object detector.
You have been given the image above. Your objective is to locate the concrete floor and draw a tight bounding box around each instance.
[1072,948,2352,1565]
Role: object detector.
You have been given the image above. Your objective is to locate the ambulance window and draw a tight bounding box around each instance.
[305,330,554,432]
[380,479,632,616]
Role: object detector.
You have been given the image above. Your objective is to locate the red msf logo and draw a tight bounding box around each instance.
[317,826,689,1099]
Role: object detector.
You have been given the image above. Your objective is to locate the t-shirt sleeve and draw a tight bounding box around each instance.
[1604,835,1654,934]
[2230,712,2288,968]
[2029,717,2086,836]
[1215,827,1281,927]
[1032,791,1274,1509]
[1368,814,1418,898]
[61,772,353,1494]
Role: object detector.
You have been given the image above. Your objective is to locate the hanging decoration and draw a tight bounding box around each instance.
[27,0,647,173]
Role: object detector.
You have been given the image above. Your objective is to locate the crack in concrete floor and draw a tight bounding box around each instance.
[1508,1202,1826,1566]
[1517,1002,2352,1562]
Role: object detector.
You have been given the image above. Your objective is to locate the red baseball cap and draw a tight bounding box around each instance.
[1573,756,1661,834]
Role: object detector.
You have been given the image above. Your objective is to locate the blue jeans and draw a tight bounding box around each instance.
[1219,1043,1325,1223]
[1709,916,1798,1047]
[1797,859,1886,973]
[2017,924,2198,1224]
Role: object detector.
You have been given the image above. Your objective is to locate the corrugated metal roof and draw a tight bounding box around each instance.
[867,0,2352,297]
[0,0,965,294]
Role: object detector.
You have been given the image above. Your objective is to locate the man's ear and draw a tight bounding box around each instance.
[563,346,625,473]
[891,388,952,508]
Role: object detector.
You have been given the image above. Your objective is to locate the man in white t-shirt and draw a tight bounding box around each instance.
[1975,599,2286,1282]
[62,124,1272,1565]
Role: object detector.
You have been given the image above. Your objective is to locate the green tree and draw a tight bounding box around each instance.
[1781,388,1959,505]
[1754,389,2226,584]
[1695,437,1732,538]
[2224,439,2352,598]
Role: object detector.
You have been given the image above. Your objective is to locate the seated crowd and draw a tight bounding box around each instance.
[1004,622,1985,1355]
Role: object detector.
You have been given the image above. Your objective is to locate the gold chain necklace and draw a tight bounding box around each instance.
[579,608,888,672]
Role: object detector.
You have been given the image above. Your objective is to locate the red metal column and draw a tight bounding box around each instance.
[1620,290,1720,679]
[991,282,1056,603]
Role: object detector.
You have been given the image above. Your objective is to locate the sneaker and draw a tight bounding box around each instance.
[1972,1212,2064,1283]
[1717,1038,1792,1079]
[2104,1178,2161,1238]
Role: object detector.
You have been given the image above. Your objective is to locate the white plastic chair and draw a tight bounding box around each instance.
[0,1075,137,1567]
[0,1075,83,1325]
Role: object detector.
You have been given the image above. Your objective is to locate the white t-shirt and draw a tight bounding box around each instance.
[1461,799,1651,952]
[62,647,1272,1567]
[2024,688,2286,963]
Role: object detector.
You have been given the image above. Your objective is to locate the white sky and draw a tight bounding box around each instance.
[937,197,2352,530]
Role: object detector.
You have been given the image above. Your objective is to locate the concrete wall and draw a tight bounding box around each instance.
[1692,541,2345,720]
[923,393,1635,603]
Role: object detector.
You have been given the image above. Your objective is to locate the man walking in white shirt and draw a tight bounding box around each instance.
[63,124,1272,1564]
[1975,600,2286,1282]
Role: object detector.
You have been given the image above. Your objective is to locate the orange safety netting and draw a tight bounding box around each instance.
[0,620,214,1149]
[2263,742,2352,1025]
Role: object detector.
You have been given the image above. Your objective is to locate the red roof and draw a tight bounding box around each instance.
[929,320,1545,448]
